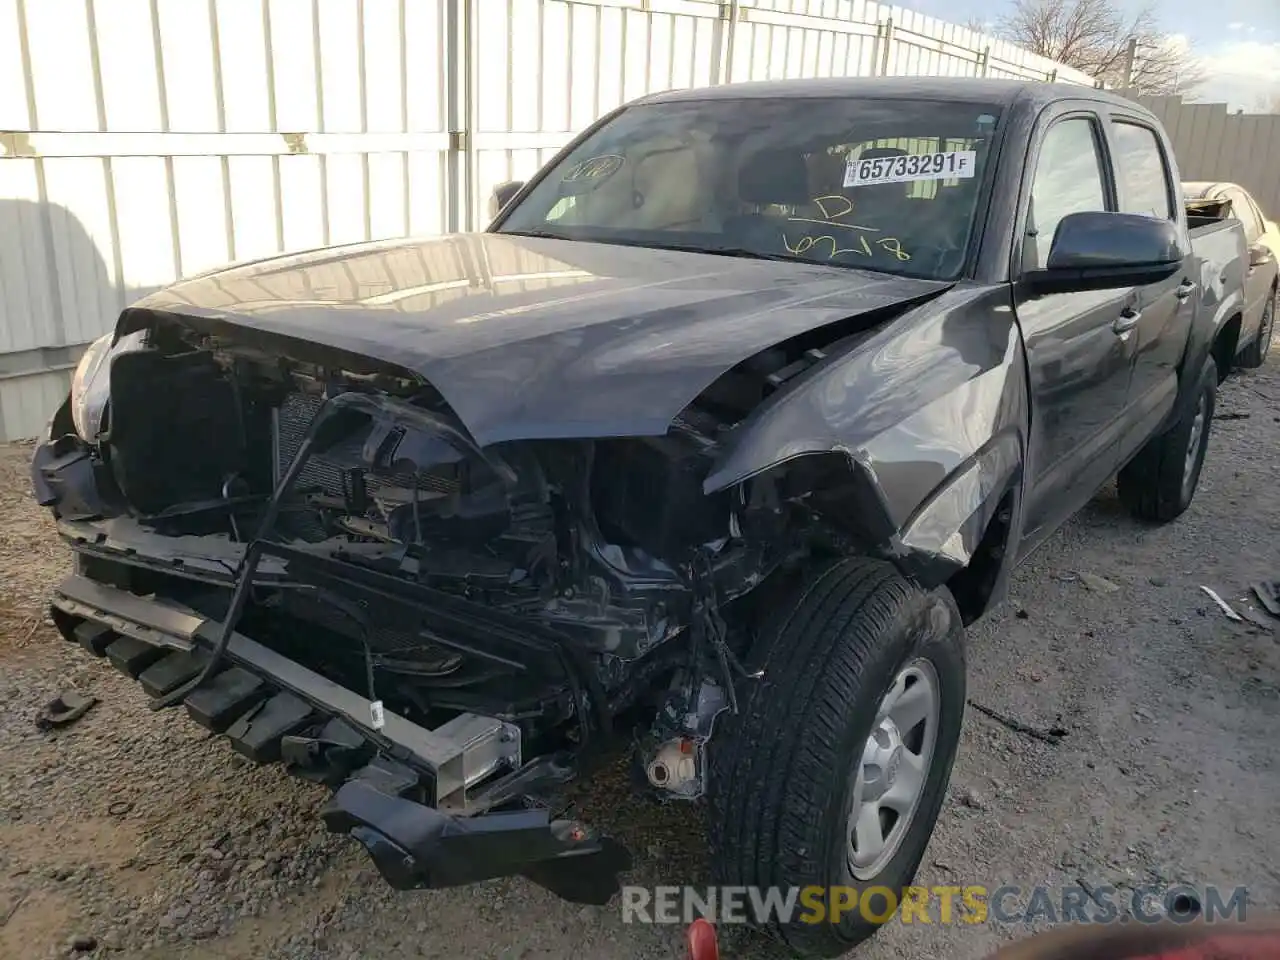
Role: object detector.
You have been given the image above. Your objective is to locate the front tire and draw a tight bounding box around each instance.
[1117,357,1217,523]
[708,557,966,957]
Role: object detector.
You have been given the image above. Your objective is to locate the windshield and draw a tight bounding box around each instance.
[495,96,1002,281]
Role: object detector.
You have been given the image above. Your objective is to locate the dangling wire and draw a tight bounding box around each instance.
[150,396,337,710]
[689,549,762,718]
[411,473,423,545]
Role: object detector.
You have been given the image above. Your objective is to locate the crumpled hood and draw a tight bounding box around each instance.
[130,232,949,446]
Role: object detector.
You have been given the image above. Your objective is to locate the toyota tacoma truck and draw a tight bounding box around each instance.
[30,78,1251,956]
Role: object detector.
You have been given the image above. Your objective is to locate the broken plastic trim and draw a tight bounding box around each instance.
[148,390,612,747]
[148,392,338,709]
[239,538,613,744]
[322,777,631,903]
[149,390,491,710]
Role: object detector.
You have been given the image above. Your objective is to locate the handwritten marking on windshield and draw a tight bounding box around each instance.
[786,217,879,232]
[878,237,911,261]
[813,195,856,220]
[792,195,878,231]
[779,194,912,262]
[562,154,624,182]
[783,235,857,258]
[782,234,913,262]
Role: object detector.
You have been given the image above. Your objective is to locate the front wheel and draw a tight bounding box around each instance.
[708,557,966,958]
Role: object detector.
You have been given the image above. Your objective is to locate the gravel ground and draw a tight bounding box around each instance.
[2,359,1278,960]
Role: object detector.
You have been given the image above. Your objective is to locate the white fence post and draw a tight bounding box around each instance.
[875,17,894,77]
[444,0,471,233]
[712,0,740,85]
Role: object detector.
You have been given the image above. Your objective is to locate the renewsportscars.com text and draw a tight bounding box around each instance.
[620,884,1247,926]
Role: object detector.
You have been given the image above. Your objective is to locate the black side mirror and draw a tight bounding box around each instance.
[1249,243,1274,268]
[490,180,525,220]
[1027,211,1184,293]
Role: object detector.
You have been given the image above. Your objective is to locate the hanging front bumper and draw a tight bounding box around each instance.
[46,573,631,903]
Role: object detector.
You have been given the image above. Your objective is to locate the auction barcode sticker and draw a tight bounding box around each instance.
[843,150,978,188]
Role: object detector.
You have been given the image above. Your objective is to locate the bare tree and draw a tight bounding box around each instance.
[997,0,1205,95]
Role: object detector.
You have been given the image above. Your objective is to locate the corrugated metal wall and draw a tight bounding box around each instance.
[0,0,1094,441]
[1136,94,1280,220]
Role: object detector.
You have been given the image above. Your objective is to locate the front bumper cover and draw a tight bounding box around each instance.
[47,573,631,904]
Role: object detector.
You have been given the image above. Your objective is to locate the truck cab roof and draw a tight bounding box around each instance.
[638,76,1137,112]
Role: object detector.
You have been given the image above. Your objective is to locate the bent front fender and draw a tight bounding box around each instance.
[704,285,1029,588]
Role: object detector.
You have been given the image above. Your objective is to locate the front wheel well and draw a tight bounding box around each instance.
[944,490,1016,625]
[1212,313,1242,383]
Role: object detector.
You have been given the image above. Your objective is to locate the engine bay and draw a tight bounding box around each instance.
[35,318,852,788]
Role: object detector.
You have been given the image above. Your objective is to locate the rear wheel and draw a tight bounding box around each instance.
[1237,287,1276,368]
[1117,357,1216,522]
[708,557,966,958]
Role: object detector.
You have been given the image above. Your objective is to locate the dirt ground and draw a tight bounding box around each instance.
[1,359,1278,960]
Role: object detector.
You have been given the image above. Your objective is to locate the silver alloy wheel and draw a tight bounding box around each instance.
[846,660,940,880]
[1182,390,1207,500]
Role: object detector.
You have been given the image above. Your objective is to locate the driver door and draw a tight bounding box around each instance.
[1012,108,1137,547]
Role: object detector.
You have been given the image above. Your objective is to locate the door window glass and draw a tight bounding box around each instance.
[1026,118,1108,270]
[1112,123,1173,220]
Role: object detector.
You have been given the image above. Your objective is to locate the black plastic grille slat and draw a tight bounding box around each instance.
[139,650,210,697]
[184,667,270,732]
[106,636,169,677]
[74,620,116,656]
[225,692,317,763]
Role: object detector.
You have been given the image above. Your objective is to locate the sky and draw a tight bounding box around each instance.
[894,0,1280,110]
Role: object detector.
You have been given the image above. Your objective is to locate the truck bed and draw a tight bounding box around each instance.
[1187,196,1236,233]
[1187,212,1247,272]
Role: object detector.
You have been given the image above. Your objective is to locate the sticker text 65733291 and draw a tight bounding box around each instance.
[843,150,977,188]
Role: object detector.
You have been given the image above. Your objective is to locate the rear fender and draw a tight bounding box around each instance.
[705,285,1029,589]
[1171,262,1246,426]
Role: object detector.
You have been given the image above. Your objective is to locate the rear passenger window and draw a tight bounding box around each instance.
[1112,123,1173,220]
[1026,118,1108,270]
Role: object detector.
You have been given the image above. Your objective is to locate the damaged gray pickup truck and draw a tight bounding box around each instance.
[31,78,1260,956]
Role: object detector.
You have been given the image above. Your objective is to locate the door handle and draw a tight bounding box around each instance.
[1113,308,1141,335]
[1175,280,1197,301]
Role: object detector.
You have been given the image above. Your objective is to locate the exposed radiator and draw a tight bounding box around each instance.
[273,393,459,501]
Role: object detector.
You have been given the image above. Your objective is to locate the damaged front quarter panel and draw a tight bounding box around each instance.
[705,284,1029,593]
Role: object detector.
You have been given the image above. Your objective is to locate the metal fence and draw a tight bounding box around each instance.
[1135,94,1280,221]
[0,0,1094,441]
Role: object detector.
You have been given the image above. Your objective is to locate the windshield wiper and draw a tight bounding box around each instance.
[499,229,571,241]
[652,243,801,263]
[528,234,803,262]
